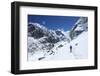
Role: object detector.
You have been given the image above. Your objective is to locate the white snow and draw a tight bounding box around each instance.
[42,43,75,61]
[28,40,75,61]
[28,31,88,61]
[70,31,88,59]
[28,17,88,61]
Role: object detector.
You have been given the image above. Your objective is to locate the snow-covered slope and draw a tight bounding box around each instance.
[28,31,88,61]
[70,31,88,59]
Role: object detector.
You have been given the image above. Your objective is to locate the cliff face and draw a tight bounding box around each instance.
[70,17,88,40]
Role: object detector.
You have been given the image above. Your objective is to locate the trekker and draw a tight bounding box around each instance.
[70,45,72,53]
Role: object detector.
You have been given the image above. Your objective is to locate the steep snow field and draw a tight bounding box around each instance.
[70,31,88,59]
[28,40,75,61]
[28,31,88,61]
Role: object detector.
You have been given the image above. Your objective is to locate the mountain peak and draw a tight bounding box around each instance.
[28,22,47,31]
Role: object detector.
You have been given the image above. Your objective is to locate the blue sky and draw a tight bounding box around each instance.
[28,15,80,31]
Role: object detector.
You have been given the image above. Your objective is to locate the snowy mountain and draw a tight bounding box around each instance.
[28,17,88,61]
[70,17,88,40]
[28,22,69,59]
